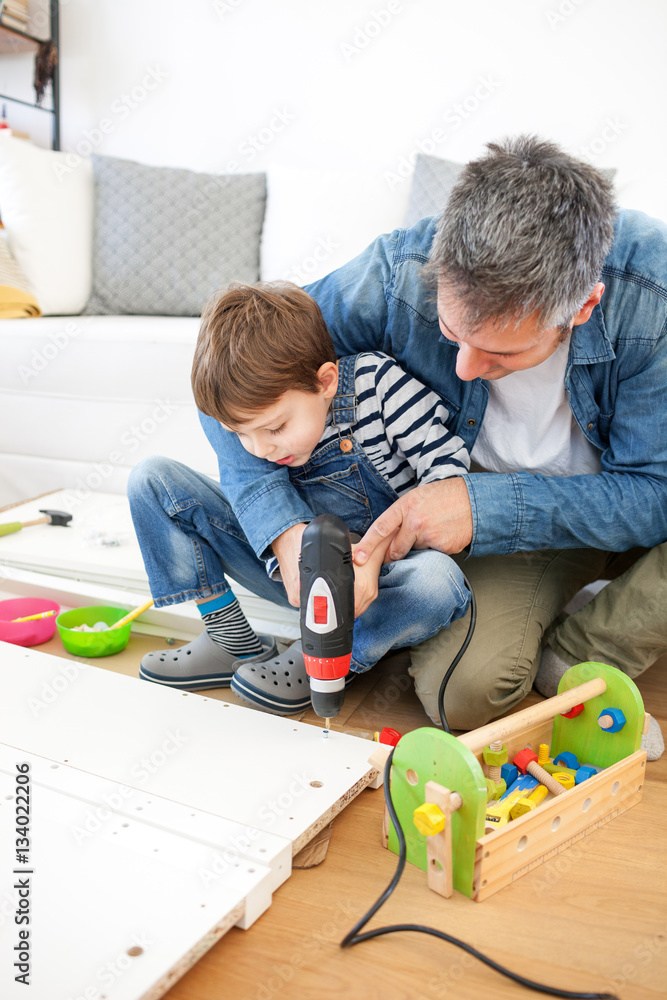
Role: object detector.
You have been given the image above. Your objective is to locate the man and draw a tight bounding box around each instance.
[199,135,666,752]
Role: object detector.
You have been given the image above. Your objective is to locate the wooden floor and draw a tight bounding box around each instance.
[36,631,667,1000]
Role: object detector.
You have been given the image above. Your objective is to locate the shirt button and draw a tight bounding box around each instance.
[467,418,476,427]
[587,422,594,431]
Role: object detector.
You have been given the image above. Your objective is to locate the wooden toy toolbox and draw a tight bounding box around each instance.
[380,662,648,902]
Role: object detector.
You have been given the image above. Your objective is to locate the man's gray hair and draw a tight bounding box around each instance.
[427,135,617,332]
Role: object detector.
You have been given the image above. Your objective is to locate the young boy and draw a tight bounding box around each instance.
[128,281,472,715]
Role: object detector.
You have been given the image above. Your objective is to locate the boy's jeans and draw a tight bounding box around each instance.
[127,454,470,674]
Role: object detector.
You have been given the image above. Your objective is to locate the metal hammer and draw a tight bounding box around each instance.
[0,508,72,537]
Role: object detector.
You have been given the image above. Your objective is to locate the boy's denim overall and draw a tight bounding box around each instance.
[128,355,470,674]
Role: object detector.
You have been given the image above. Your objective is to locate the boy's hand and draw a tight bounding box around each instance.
[351,527,398,617]
[271,522,307,607]
[352,548,382,617]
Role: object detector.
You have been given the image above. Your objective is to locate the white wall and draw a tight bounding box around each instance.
[1,0,666,221]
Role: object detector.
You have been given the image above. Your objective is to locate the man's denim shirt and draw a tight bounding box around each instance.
[200,208,667,559]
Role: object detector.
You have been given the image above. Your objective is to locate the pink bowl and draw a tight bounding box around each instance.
[0,597,61,647]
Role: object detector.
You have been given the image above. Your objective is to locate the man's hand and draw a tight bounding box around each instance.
[271,522,306,607]
[353,478,473,567]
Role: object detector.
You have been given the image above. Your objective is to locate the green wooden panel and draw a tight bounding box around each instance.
[387,728,487,898]
[551,662,644,769]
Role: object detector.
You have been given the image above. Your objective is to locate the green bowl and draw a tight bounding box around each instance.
[56,606,131,657]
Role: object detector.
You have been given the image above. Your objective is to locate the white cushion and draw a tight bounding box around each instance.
[0,135,93,315]
[260,164,411,284]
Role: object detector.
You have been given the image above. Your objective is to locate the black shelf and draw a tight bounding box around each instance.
[0,1,60,150]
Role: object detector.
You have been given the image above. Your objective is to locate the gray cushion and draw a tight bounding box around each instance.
[85,154,266,316]
[405,152,617,229]
[404,154,464,228]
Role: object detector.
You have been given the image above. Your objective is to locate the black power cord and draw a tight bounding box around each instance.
[438,571,477,733]
[340,574,619,1000]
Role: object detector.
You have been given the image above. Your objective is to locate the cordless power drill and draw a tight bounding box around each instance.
[299,513,355,724]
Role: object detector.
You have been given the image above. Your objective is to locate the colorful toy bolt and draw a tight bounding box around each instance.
[561,703,585,719]
[485,777,507,802]
[413,791,463,836]
[513,747,566,797]
[375,727,402,747]
[413,802,446,837]
[483,740,508,782]
[501,762,518,788]
[598,708,626,733]
[553,751,579,769]
[575,765,598,784]
[552,771,575,790]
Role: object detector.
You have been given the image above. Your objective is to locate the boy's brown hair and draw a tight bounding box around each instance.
[192,281,337,426]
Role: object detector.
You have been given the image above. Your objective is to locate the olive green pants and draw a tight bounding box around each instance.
[409,542,666,730]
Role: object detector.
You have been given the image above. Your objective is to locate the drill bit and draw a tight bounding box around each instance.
[325,717,331,730]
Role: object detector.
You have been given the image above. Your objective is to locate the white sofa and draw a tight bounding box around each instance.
[0,138,414,508]
[1,135,662,512]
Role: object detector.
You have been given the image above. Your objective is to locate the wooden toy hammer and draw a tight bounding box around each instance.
[0,508,72,537]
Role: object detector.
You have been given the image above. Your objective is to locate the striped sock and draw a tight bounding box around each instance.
[197,592,263,658]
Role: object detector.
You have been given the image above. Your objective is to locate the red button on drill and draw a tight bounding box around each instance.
[313,596,328,624]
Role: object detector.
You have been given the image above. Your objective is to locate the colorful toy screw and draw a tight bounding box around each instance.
[482,740,508,782]
[375,727,402,747]
[575,765,598,784]
[598,708,626,733]
[485,777,507,802]
[561,702,585,719]
[413,793,462,836]
[501,762,518,787]
[552,771,575,790]
[553,751,579,769]
[513,747,566,797]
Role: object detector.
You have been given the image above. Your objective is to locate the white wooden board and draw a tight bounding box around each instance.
[0,643,379,850]
[0,747,283,1000]
[0,490,300,639]
[0,642,383,1000]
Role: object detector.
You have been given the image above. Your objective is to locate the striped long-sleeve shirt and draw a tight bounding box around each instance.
[319,351,469,494]
[263,352,469,578]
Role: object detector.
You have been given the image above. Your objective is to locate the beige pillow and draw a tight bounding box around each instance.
[0,234,41,317]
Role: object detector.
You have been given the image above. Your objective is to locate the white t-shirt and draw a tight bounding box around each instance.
[470,340,602,476]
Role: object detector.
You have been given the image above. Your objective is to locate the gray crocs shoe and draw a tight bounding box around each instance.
[231,640,356,715]
[139,630,278,690]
